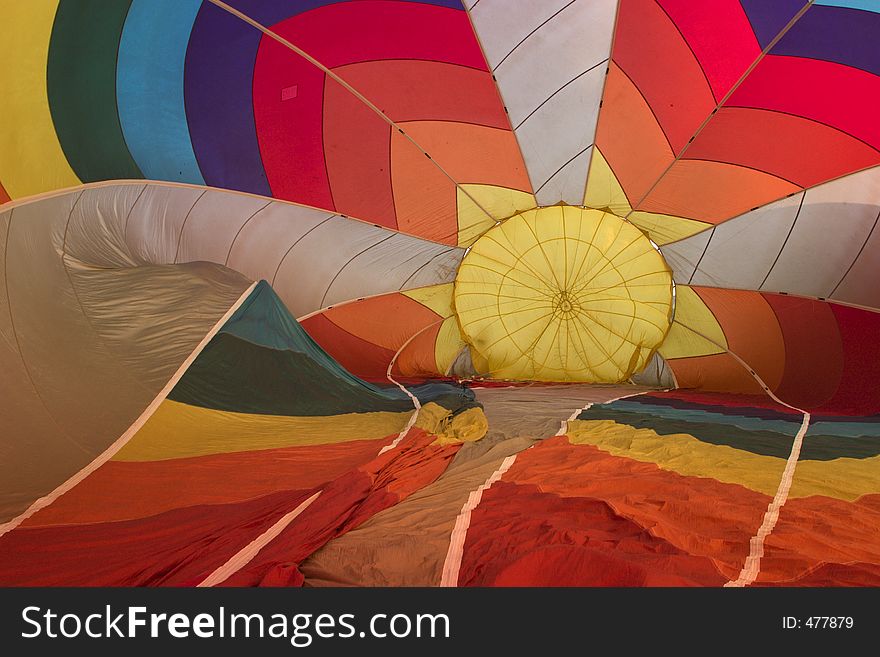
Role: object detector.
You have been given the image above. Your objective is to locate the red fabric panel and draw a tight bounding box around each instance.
[685,107,880,187]
[253,40,333,208]
[648,389,800,415]
[819,304,880,415]
[323,77,397,229]
[270,1,487,71]
[658,0,760,101]
[0,489,314,586]
[0,181,9,204]
[300,313,396,381]
[23,437,391,527]
[613,0,716,152]
[462,437,773,583]
[223,428,459,586]
[459,481,726,586]
[333,60,509,128]
[728,55,880,149]
[763,294,843,410]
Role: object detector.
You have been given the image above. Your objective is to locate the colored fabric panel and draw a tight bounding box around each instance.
[460,435,773,584]
[772,5,880,76]
[26,438,391,527]
[47,0,143,182]
[184,2,272,195]
[657,0,760,101]
[566,419,787,496]
[0,1,80,198]
[117,0,205,184]
[114,400,411,461]
[613,0,716,153]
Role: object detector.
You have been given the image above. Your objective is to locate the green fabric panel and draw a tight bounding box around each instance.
[170,281,475,416]
[221,280,375,389]
[581,407,795,459]
[583,407,880,460]
[169,332,415,416]
[800,432,880,461]
[48,0,143,181]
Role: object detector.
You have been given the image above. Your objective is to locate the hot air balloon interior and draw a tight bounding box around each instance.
[1,0,879,587]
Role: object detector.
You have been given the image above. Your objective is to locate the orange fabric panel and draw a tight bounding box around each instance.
[494,437,772,580]
[461,482,727,586]
[394,322,443,377]
[22,437,391,527]
[322,293,441,352]
[694,287,786,391]
[684,107,880,188]
[613,0,716,152]
[596,63,674,205]
[323,79,397,229]
[757,494,880,586]
[300,313,396,380]
[667,353,765,395]
[638,159,800,223]
[390,129,458,244]
[0,181,9,204]
[400,120,531,192]
[332,60,509,129]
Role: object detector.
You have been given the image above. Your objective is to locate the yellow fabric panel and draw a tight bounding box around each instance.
[403,283,454,317]
[629,211,711,245]
[583,147,632,217]
[414,402,488,445]
[567,419,785,496]
[401,284,465,374]
[0,1,80,198]
[454,206,673,382]
[113,400,412,462]
[456,184,536,247]
[435,315,468,375]
[659,285,727,359]
[790,457,880,502]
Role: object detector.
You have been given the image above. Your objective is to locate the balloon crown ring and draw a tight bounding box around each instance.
[453,206,674,383]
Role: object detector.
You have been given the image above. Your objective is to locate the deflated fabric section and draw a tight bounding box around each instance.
[299,385,642,586]
[0,280,480,585]
[170,281,469,415]
[453,390,806,585]
[300,284,470,381]
[755,412,880,586]
[0,199,250,524]
[658,286,880,414]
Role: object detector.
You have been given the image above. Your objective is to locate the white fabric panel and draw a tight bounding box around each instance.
[0,210,13,346]
[471,0,616,203]
[631,352,675,388]
[689,193,803,290]
[534,147,593,206]
[468,0,572,71]
[661,227,713,284]
[125,184,204,264]
[273,218,391,317]
[833,211,880,308]
[518,66,605,202]
[176,189,270,265]
[762,173,880,298]
[405,248,466,288]
[64,185,144,268]
[323,234,460,307]
[226,201,335,284]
